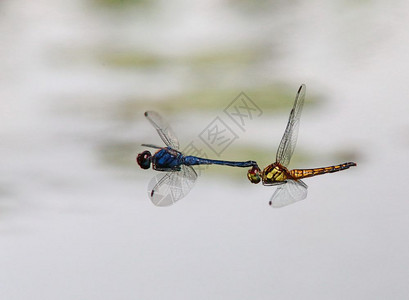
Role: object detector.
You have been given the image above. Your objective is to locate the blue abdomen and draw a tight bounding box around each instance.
[183,156,204,165]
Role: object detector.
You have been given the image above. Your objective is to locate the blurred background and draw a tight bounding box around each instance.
[1,0,409,299]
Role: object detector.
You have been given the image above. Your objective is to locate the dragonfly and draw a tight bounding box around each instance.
[247,84,356,208]
[137,111,258,206]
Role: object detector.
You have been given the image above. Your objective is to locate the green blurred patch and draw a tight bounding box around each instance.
[226,0,275,12]
[92,0,153,8]
[99,47,269,69]
[114,84,321,121]
[94,47,317,122]
[188,49,267,66]
[100,52,166,68]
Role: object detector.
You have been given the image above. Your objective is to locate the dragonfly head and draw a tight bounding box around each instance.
[137,150,152,169]
[247,165,261,184]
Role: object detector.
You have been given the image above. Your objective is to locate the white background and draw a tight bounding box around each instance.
[1,0,408,299]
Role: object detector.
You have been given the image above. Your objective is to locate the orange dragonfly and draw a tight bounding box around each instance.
[247,84,356,207]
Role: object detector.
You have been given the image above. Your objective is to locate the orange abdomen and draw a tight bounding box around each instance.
[290,162,356,179]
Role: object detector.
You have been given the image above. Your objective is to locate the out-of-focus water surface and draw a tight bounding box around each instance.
[1,0,409,299]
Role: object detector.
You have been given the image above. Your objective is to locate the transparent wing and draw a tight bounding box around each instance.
[141,143,163,150]
[276,84,306,167]
[144,111,180,150]
[269,179,308,208]
[147,165,198,207]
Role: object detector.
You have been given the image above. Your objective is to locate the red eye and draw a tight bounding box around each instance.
[137,151,152,169]
[247,166,261,184]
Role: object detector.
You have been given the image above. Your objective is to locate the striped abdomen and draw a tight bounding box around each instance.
[289,162,356,179]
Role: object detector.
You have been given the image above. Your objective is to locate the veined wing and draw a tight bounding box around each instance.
[141,143,163,150]
[144,111,180,150]
[276,84,306,167]
[269,179,308,208]
[147,165,197,206]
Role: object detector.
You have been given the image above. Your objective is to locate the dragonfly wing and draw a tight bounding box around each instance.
[276,84,306,167]
[141,143,164,150]
[269,179,308,208]
[147,165,198,207]
[144,111,180,150]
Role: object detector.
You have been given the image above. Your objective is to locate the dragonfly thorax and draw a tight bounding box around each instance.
[262,163,291,184]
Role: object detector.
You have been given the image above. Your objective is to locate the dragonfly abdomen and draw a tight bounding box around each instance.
[290,162,356,179]
[183,156,257,168]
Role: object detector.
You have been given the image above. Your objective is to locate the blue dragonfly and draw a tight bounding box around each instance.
[137,111,258,206]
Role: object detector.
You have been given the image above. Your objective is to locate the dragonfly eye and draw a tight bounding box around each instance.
[247,166,261,184]
[137,151,152,169]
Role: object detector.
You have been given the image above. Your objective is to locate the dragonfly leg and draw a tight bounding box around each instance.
[262,181,286,187]
[153,166,181,172]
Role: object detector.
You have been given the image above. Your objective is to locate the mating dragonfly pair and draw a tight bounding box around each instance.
[137,84,356,207]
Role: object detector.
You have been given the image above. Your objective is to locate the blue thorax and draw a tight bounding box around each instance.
[152,147,184,170]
